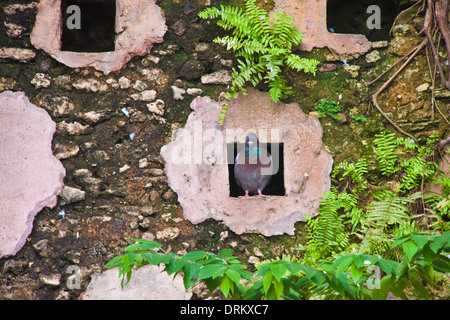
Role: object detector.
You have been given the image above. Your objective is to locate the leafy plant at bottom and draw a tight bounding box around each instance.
[105,239,252,298]
[105,232,450,300]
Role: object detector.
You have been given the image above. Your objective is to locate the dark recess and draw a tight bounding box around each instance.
[61,0,116,52]
[228,142,285,197]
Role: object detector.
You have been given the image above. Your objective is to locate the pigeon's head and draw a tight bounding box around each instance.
[245,133,258,147]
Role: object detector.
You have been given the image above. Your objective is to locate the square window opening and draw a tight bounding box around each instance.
[61,0,116,52]
[326,0,409,42]
[227,142,285,198]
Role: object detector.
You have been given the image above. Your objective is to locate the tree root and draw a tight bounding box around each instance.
[366,0,450,141]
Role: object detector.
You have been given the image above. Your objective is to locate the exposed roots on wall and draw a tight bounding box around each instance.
[366,0,450,141]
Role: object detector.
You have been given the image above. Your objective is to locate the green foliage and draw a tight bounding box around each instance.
[305,188,356,257]
[106,232,450,300]
[350,114,368,122]
[198,0,320,125]
[357,189,417,254]
[105,239,253,297]
[314,100,341,121]
[308,131,449,259]
[333,157,369,192]
[373,130,416,176]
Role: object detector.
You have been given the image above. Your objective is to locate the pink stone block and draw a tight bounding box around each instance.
[272,0,372,54]
[161,89,333,236]
[30,0,167,75]
[0,91,66,258]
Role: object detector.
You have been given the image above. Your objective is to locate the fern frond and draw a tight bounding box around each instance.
[285,54,320,75]
[270,11,303,48]
[358,190,413,254]
[266,71,287,102]
[333,158,369,192]
[199,0,319,125]
[373,130,401,176]
[307,188,352,255]
[243,0,272,41]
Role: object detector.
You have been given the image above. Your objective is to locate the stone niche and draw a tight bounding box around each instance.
[30,0,167,74]
[272,0,372,54]
[161,89,333,236]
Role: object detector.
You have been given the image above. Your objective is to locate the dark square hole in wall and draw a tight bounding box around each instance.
[327,0,410,41]
[227,142,285,197]
[61,0,116,52]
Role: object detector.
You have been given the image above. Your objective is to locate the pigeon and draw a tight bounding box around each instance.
[234,133,273,197]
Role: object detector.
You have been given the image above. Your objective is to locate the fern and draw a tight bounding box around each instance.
[333,158,369,192]
[399,156,436,192]
[358,189,414,254]
[374,130,409,176]
[315,100,341,121]
[306,188,355,256]
[399,134,439,192]
[199,0,320,125]
[422,192,450,232]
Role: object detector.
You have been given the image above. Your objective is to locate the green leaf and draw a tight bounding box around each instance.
[272,278,284,299]
[333,255,353,274]
[266,284,278,300]
[301,264,326,284]
[105,254,125,268]
[225,268,241,284]
[204,277,222,293]
[402,240,420,261]
[350,263,363,283]
[218,249,234,259]
[429,236,448,253]
[220,275,233,297]
[131,238,162,247]
[255,263,271,277]
[182,262,200,290]
[372,274,393,300]
[422,243,437,263]
[198,264,227,280]
[263,270,273,294]
[166,257,185,275]
[270,262,287,281]
[411,234,430,247]
[285,261,302,275]
[183,251,207,262]
[141,251,161,265]
[376,258,399,274]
